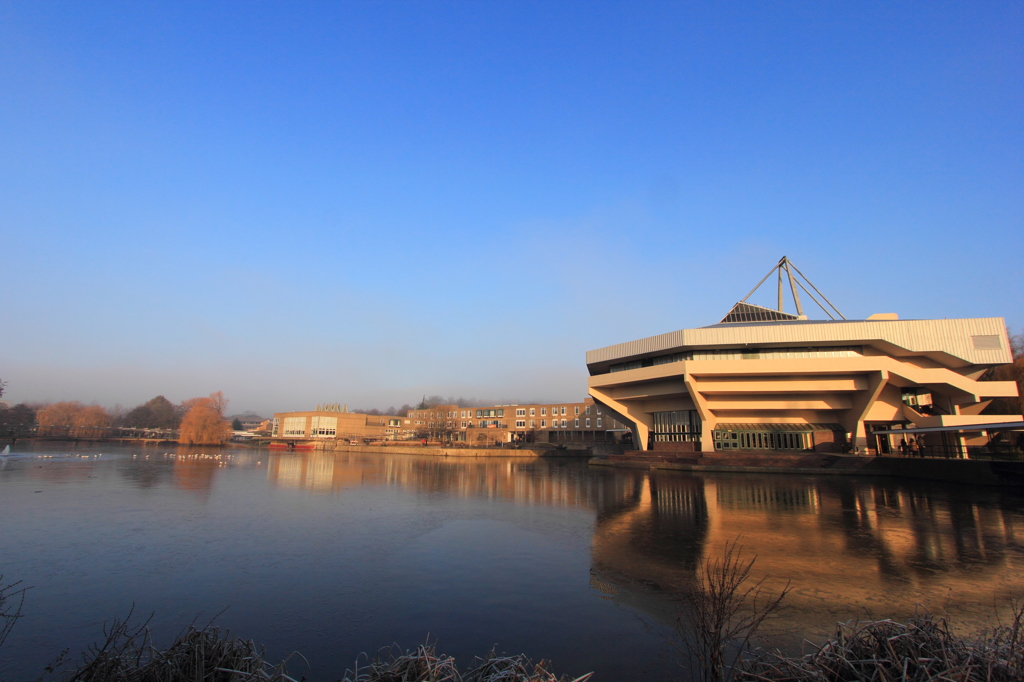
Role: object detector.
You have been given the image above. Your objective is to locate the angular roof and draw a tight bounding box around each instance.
[720,301,800,324]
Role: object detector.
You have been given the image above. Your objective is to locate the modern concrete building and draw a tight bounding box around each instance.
[587,258,1022,455]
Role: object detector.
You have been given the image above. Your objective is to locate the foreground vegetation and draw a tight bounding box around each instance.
[28,617,591,682]
[3,548,1022,682]
[9,611,1018,682]
[738,610,1024,682]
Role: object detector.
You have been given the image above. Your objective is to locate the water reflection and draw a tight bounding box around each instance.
[590,470,1024,643]
[265,451,607,509]
[4,446,1022,655]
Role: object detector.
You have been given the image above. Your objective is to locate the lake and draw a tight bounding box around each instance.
[1,443,1022,681]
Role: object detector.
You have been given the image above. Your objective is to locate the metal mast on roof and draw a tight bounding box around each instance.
[740,256,846,320]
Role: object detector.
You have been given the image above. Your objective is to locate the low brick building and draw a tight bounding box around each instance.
[270,404,414,449]
[408,398,630,446]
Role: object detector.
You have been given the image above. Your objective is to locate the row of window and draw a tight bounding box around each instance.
[712,430,811,451]
[413,405,603,420]
[450,418,608,430]
[609,346,864,372]
[513,418,604,429]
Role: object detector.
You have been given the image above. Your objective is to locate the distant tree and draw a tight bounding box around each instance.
[178,392,231,445]
[124,396,180,429]
[397,404,414,416]
[72,405,111,438]
[0,403,36,435]
[231,417,243,430]
[36,402,85,434]
[0,378,6,398]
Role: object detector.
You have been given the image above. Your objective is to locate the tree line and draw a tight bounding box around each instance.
[0,387,234,445]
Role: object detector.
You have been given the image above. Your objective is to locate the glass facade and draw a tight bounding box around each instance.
[712,428,811,451]
[651,410,701,443]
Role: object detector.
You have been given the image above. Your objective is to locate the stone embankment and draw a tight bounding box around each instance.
[332,443,595,458]
[590,450,1024,486]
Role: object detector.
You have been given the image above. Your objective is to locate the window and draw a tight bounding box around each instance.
[311,416,337,437]
[585,406,591,415]
[529,408,535,416]
[574,419,579,427]
[586,418,591,428]
[529,420,535,427]
[516,408,526,417]
[560,419,567,427]
[461,421,467,428]
[272,417,279,436]
[550,420,557,428]
[541,420,547,427]
[516,420,526,428]
[574,406,579,415]
[596,407,601,415]
[282,417,306,436]
[560,407,566,415]
[597,418,602,427]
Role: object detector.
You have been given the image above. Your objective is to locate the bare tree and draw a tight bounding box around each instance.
[677,540,790,682]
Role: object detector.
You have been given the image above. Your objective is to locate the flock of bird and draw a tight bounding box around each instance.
[0,449,264,467]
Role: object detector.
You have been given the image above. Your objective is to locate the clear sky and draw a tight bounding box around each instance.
[2,1,1021,416]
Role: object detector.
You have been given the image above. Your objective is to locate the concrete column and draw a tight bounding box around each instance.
[684,373,716,453]
[844,370,888,455]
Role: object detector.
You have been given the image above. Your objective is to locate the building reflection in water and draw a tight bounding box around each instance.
[263,452,1023,644]
[590,470,1024,645]
[264,451,610,509]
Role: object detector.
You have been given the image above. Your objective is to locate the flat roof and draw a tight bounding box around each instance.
[586,317,1011,368]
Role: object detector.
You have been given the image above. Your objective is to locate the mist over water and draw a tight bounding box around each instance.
[2,444,1022,681]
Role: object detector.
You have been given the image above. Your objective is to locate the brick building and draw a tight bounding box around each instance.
[408,398,629,445]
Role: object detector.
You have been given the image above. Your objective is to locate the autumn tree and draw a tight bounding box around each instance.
[72,405,111,438]
[178,392,231,445]
[36,402,85,435]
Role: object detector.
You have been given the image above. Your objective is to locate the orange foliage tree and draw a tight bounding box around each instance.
[36,401,85,435]
[72,405,111,437]
[178,391,231,445]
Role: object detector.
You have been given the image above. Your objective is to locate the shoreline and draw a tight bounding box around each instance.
[589,451,1024,486]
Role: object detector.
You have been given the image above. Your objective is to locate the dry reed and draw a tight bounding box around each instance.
[737,606,1024,682]
[339,642,593,682]
[0,575,27,650]
[48,612,303,682]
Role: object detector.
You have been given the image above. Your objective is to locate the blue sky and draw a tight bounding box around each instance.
[2,1,1021,415]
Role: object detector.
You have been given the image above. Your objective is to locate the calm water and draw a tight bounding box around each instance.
[1,444,1023,681]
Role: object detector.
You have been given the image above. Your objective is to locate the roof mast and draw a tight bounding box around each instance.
[720,256,846,324]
